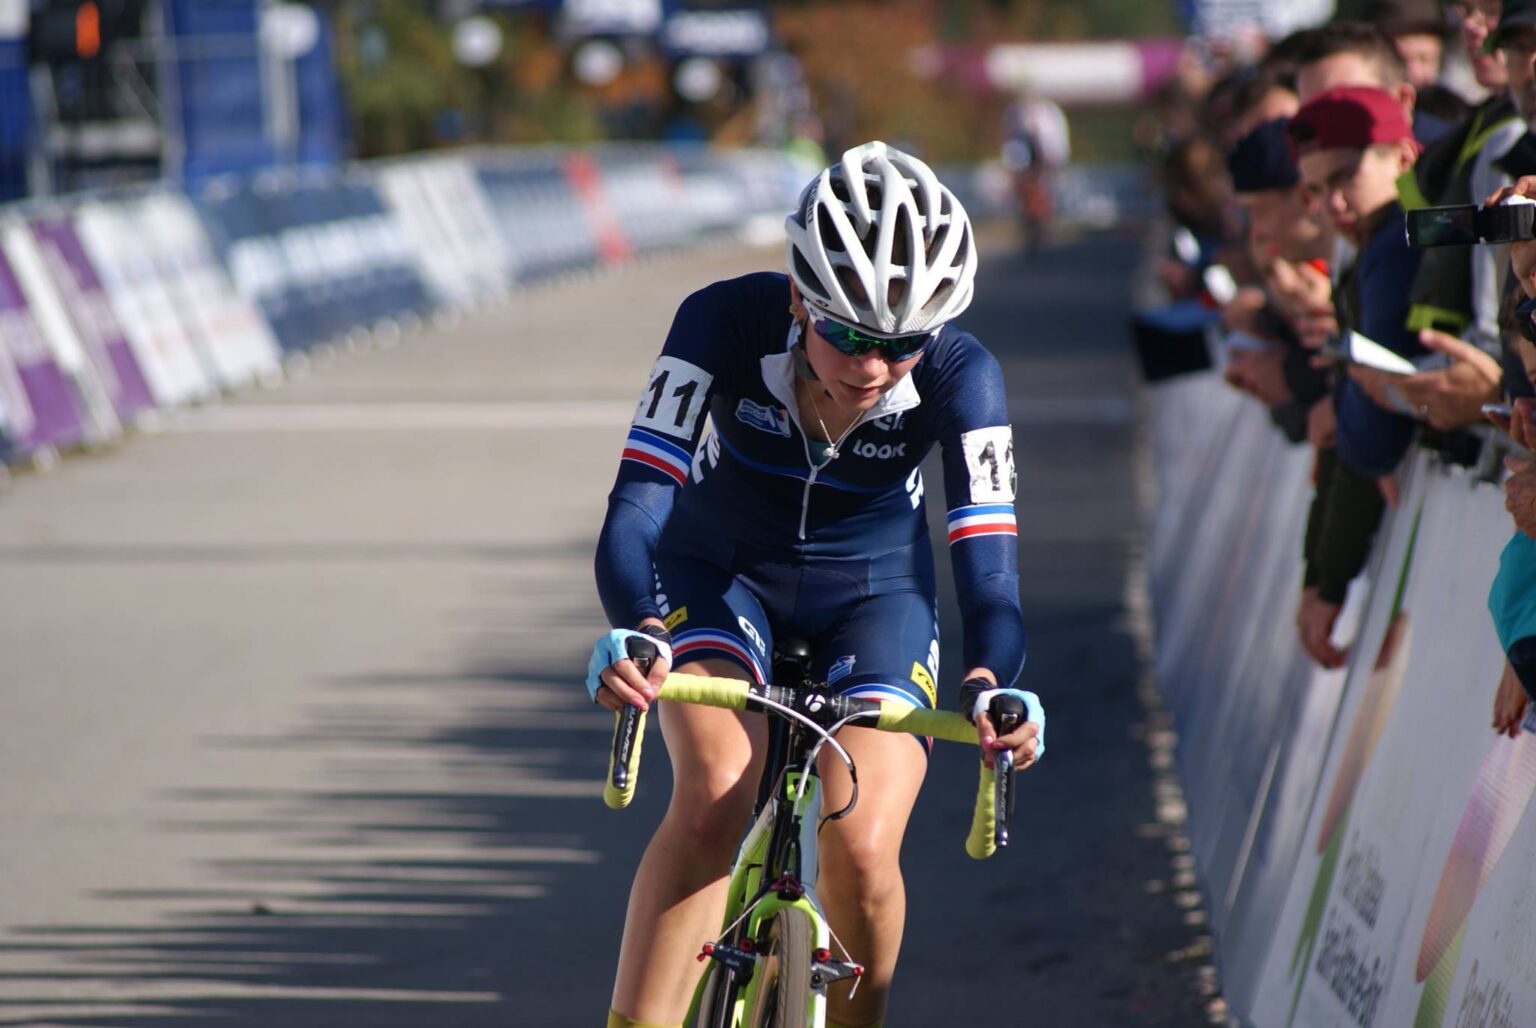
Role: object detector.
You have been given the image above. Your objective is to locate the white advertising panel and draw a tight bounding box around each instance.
[132,192,282,388]
[74,199,214,407]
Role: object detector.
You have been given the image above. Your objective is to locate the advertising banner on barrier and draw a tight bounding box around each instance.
[29,215,156,422]
[134,191,281,389]
[476,157,600,281]
[1288,474,1508,1028]
[0,238,87,452]
[198,170,433,354]
[0,219,120,443]
[377,157,510,309]
[73,199,216,408]
[1149,365,1536,1028]
[1428,781,1536,1027]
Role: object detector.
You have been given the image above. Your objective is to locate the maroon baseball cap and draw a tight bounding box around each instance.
[1287,85,1418,158]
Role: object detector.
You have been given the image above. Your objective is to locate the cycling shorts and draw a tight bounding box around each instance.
[652,540,942,751]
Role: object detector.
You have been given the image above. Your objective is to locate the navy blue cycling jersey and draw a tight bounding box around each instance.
[594,271,1026,688]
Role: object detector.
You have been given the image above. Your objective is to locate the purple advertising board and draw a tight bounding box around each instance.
[0,247,86,452]
[31,217,156,420]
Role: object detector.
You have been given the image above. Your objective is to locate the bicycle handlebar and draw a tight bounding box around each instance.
[601,673,1011,860]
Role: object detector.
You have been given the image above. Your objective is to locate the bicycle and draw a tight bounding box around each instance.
[601,637,1027,1028]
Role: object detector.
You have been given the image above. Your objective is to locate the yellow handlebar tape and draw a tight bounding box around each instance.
[603,706,647,810]
[965,762,999,860]
[873,702,978,744]
[656,674,752,708]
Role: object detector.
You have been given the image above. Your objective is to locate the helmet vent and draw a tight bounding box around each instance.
[891,207,913,266]
[818,211,845,253]
[792,250,829,301]
[836,265,870,307]
[919,276,957,319]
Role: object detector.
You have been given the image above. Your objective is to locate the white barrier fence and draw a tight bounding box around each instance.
[1150,370,1536,1028]
[0,144,819,469]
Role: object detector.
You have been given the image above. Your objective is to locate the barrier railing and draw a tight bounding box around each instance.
[1149,370,1536,1027]
[0,144,821,470]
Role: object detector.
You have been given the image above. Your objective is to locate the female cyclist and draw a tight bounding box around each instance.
[588,141,1044,1028]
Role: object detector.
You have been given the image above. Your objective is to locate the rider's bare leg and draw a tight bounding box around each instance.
[609,658,766,1023]
[816,726,927,1026]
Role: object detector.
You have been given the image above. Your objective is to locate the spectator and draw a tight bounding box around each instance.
[1225,64,1301,147]
[1352,0,1519,444]
[1288,86,1428,666]
[1292,21,1449,144]
[1471,169,1536,734]
[1223,119,1334,438]
[1156,135,1241,300]
[1363,0,1452,88]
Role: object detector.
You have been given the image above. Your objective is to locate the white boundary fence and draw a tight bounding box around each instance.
[1150,370,1536,1028]
[0,144,820,469]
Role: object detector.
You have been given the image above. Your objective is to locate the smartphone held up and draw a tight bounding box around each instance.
[1406,196,1536,247]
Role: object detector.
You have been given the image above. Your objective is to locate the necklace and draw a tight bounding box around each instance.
[805,383,840,462]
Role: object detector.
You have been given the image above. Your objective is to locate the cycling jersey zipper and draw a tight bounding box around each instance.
[796,415,864,540]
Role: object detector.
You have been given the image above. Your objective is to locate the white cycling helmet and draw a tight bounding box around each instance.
[785,140,977,337]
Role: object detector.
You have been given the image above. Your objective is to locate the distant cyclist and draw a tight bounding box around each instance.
[589,141,1044,1028]
[1001,89,1071,250]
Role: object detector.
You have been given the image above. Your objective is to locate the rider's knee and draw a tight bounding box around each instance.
[664,779,754,856]
[819,827,902,897]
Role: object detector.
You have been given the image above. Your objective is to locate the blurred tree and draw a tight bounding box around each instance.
[337,1,604,157]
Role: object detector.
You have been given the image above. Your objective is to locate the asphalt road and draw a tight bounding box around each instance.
[0,231,1221,1026]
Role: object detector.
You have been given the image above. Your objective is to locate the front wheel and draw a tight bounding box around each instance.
[750,908,815,1028]
[692,959,735,1028]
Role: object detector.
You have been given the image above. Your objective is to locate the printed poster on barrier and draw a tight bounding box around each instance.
[1371,489,1536,1028]
[136,192,281,389]
[0,220,119,443]
[1422,772,1536,1028]
[0,242,86,452]
[73,199,214,408]
[1248,458,1429,1028]
[31,216,156,421]
[1291,474,1507,1028]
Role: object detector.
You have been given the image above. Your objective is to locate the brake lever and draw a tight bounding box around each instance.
[610,637,657,793]
[988,695,1025,850]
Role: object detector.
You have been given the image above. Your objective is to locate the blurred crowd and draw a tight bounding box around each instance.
[1150,0,1536,735]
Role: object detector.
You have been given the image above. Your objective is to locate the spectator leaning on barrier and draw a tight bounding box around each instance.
[1288,86,1427,667]
[1343,0,1522,455]
[1477,173,1536,734]
[1224,118,1334,441]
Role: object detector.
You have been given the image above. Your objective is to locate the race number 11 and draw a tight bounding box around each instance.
[634,356,713,439]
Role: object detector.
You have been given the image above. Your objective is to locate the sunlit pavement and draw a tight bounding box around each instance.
[0,233,1222,1026]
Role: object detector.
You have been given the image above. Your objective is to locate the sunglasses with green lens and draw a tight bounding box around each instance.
[812,317,934,362]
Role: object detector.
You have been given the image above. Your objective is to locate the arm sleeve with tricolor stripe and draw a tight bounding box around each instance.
[935,342,1026,688]
[594,281,737,628]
